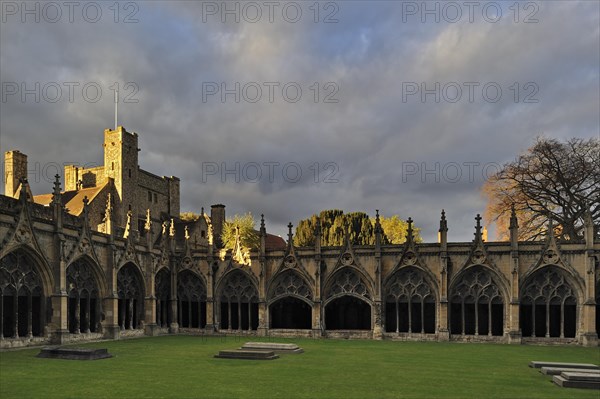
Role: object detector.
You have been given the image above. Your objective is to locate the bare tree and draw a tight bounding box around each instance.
[483,137,599,241]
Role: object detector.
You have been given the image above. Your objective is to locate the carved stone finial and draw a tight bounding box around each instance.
[474,214,483,241]
[315,217,321,236]
[201,207,204,216]
[287,222,293,246]
[260,214,266,233]
[52,174,62,204]
[407,217,414,243]
[123,210,132,238]
[509,203,518,229]
[439,209,448,232]
[162,221,167,235]
[144,208,152,232]
[184,225,190,240]
[169,218,175,237]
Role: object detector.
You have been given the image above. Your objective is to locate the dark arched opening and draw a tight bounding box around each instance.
[155,268,171,327]
[117,263,144,330]
[66,260,100,334]
[520,267,577,338]
[325,296,371,330]
[177,270,207,329]
[270,297,312,329]
[1,250,46,338]
[384,268,436,334]
[450,267,504,337]
[218,271,258,331]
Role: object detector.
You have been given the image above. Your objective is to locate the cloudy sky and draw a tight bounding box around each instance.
[1,1,599,242]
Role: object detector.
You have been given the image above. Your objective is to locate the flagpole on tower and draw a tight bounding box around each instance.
[114,87,118,130]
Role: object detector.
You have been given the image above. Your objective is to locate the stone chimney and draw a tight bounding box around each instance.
[4,150,28,198]
[211,204,225,249]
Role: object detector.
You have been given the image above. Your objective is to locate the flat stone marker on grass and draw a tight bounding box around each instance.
[529,361,599,370]
[241,342,304,354]
[541,367,600,376]
[552,372,600,390]
[37,347,112,360]
[214,350,279,360]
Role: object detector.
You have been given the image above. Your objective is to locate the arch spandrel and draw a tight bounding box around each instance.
[267,269,314,305]
[323,267,373,305]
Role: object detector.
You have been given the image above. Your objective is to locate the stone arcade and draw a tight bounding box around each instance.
[1,127,599,349]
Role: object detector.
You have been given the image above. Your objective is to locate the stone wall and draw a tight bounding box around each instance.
[0,191,598,349]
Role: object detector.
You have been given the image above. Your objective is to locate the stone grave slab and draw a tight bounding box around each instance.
[529,361,599,369]
[553,372,600,390]
[214,350,279,360]
[541,367,600,376]
[241,342,304,354]
[37,346,112,360]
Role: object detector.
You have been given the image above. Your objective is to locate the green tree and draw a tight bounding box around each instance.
[180,212,200,222]
[221,213,260,250]
[379,215,422,244]
[293,210,421,246]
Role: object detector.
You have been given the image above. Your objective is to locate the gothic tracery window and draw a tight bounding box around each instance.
[520,267,577,338]
[117,264,144,330]
[177,270,207,329]
[155,268,170,327]
[219,271,258,331]
[270,272,312,302]
[0,250,45,338]
[66,260,100,334]
[385,268,435,334]
[450,267,504,336]
[325,268,372,330]
[268,272,313,330]
[326,268,371,300]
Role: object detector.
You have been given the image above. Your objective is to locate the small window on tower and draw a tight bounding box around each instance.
[128,169,131,178]
[201,230,206,238]
[111,162,114,171]
[148,191,152,202]
[153,193,158,203]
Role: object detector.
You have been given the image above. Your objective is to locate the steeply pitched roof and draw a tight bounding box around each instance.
[33,183,108,216]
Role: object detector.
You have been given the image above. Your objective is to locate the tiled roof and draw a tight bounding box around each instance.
[33,184,108,216]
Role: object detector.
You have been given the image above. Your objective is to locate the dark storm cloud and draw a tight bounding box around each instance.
[1,1,598,242]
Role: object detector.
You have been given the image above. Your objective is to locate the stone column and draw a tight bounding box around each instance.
[312,301,321,338]
[205,298,214,333]
[257,301,267,336]
[508,256,521,344]
[145,296,158,336]
[27,293,33,338]
[128,299,134,329]
[85,296,91,333]
[0,294,4,339]
[581,248,598,346]
[74,294,81,334]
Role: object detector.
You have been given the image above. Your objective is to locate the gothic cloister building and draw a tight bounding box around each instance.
[1,127,599,348]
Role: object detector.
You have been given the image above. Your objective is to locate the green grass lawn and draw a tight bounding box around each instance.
[0,336,598,399]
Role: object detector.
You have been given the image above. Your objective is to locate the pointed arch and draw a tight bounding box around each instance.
[66,254,108,298]
[520,265,579,338]
[154,268,171,327]
[66,257,103,334]
[323,267,372,331]
[216,269,258,331]
[117,262,145,330]
[449,265,506,337]
[267,270,313,330]
[0,248,49,338]
[177,269,207,329]
[0,244,54,297]
[384,266,437,334]
[267,269,314,306]
[323,266,374,305]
